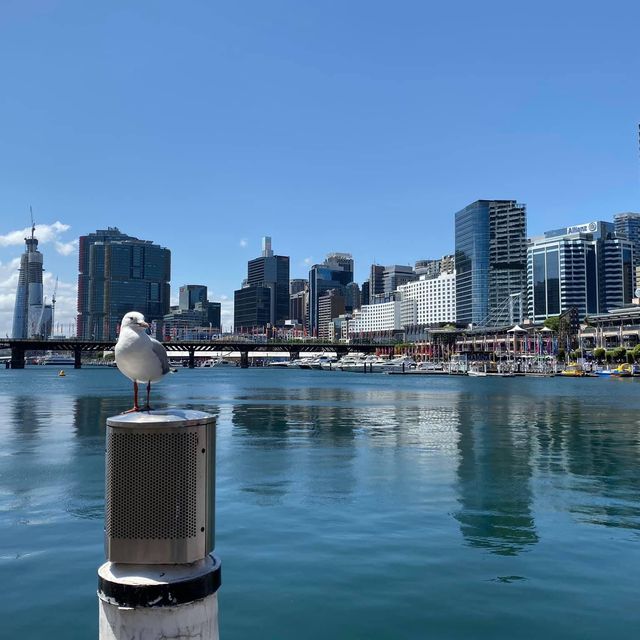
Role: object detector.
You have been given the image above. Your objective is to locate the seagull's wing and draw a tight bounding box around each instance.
[149,337,171,375]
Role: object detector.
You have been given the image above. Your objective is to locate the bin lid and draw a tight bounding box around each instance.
[107,409,215,428]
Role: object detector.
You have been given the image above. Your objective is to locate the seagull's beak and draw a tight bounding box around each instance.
[138,321,150,328]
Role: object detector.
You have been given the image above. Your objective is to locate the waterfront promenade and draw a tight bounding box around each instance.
[1,367,639,639]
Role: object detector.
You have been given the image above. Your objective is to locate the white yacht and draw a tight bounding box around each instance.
[382,356,416,373]
[38,353,76,366]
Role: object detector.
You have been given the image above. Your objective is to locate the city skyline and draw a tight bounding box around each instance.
[1,2,640,335]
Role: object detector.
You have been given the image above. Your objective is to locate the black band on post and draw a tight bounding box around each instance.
[98,562,221,608]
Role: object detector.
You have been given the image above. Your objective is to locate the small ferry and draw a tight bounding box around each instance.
[38,353,75,366]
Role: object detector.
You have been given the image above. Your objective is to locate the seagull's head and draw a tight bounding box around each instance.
[121,311,149,332]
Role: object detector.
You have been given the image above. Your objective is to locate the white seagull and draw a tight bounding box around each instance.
[115,311,171,412]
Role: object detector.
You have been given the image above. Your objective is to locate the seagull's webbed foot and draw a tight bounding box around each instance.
[122,406,141,414]
[142,405,153,412]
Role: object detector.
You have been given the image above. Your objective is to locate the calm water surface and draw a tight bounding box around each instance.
[1,367,639,638]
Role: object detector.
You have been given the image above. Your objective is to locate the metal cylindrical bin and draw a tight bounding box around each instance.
[105,409,215,565]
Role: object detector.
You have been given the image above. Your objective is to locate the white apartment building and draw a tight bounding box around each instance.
[398,271,456,325]
[348,300,401,336]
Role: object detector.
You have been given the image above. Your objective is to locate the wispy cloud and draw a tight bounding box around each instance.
[303,257,313,265]
[239,238,248,248]
[0,221,72,247]
[55,239,79,256]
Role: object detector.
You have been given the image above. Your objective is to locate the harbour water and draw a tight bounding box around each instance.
[1,367,639,639]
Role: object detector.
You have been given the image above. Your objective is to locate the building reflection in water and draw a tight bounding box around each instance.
[454,392,539,555]
[531,396,640,531]
[230,386,359,505]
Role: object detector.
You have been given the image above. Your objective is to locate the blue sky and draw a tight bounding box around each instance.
[1,0,639,334]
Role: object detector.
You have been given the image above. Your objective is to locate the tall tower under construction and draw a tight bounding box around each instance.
[12,221,44,338]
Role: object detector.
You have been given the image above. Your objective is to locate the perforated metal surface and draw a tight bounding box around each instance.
[106,431,199,540]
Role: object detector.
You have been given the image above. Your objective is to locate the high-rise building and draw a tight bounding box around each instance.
[614,212,640,286]
[179,285,207,311]
[234,237,290,330]
[164,285,221,338]
[308,253,354,334]
[12,223,44,338]
[345,281,361,312]
[290,279,307,296]
[369,264,385,299]
[361,280,370,306]
[455,200,527,327]
[528,221,634,322]
[415,255,455,279]
[76,227,171,339]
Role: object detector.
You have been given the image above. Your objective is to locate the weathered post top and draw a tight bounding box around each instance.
[105,409,216,565]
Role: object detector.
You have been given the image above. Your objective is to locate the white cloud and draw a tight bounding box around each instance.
[55,239,79,256]
[0,221,72,247]
[239,238,248,248]
[303,257,313,265]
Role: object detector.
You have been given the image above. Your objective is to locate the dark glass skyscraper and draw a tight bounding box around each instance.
[308,253,354,334]
[234,237,290,330]
[76,227,171,339]
[455,200,527,326]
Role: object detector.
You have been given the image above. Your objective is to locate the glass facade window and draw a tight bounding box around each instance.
[546,249,560,315]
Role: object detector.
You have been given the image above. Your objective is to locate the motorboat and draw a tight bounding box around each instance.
[467,369,488,377]
[381,356,416,373]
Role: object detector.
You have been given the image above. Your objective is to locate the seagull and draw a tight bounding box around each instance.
[115,311,171,412]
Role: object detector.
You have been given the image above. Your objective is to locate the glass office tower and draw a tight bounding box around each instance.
[528,221,633,322]
[76,227,171,339]
[308,253,354,334]
[455,200,526,327]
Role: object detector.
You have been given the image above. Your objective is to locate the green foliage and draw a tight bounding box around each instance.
[593,347,605,362]
[569,350,581,361]
[556,348,566,362]
[612,346,627,363]
[544,316,560,331]
[632,344,640,361]
[605,350,615,363]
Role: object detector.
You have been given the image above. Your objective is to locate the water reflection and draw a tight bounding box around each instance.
[531,398,640,531]
[454,392,539,555]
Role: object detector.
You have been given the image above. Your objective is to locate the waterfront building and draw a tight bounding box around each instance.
[12,223,45,338]
[398,270,456,326]
[369,264,415,304]
[234,236,290,330]
[308,253,354,334]
[614,212,640,285]
[76,227,171,340]
[455,200,527,327]
[317,289,346,340]
[348,300,402,337]
[528,221,634,322]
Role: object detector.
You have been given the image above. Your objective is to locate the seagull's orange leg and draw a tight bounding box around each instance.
[122,380,141,413]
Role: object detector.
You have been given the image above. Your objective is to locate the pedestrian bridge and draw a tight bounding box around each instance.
[0,339,394,369]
